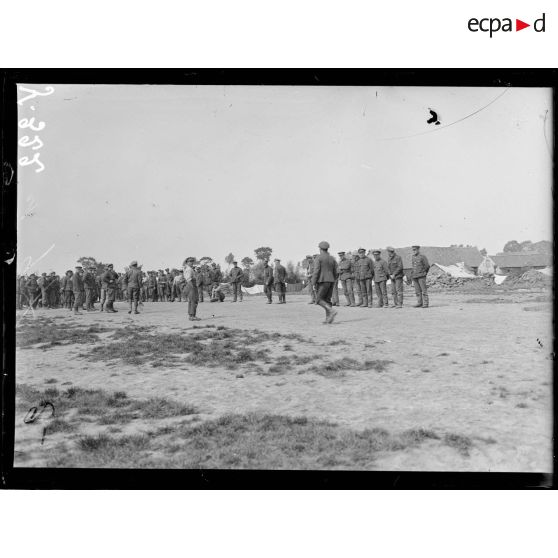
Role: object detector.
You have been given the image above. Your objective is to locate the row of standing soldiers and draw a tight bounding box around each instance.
[16,263,228,311]
[304,246,430,308]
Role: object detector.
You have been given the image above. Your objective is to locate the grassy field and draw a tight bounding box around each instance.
[14,290,553,471]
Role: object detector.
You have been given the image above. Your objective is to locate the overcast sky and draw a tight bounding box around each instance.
[17,84,552,274]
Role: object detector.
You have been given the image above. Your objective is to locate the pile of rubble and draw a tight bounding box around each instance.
[502,269,553,289]
[426,273,494,290]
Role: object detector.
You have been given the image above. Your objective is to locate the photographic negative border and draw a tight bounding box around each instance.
[1,69,556,489]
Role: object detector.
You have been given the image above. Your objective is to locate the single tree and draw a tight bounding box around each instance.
[254,246,273,262]
[241,257,254,269]
[503,240,521,253]
[225,253,235,270]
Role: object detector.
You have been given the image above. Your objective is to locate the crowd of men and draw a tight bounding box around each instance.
[16,245,430,323]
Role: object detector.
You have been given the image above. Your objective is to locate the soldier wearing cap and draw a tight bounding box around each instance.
[146,271,157,302]
[183,257,200,320]
[312,241,339,323]
[387,246,404,308]
[101,264,119,313]
[72,266,85,315]
[372,250,390,308]
[273,258,287,304]
[47,271,59,308]
[26,273,40,309]
[305,255,316,304]
[411,245,430,308]
[125,260,143,314]
[83,265,98,311]
[60,270,74,309]
[354,248,374,307]
[229,261,244,302]
[337,251,356,306]
[37,272,49,309]
[157,270,167,302]
[262,259,274,304]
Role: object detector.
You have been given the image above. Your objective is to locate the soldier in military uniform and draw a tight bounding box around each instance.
[305,255,316,304]
[83,265,97,311]
[354,248,373,307]
[101,263,119,313]
[411,245,430,308]
[338,251,356,306]
[146,271,157,302]
[174,270,185,302]
[61,270,74,309]
[262,259,274,304]
[372,250,390,308]
[210,263,222,293]
[312,241,339,324]
[183,257,200,321]
[202,265,213,301]
[125,261,143,314]
[37,272,48,308]
[387,246,404,308]
[26,273,40,309]
[229,261,244,302]
[194,266,204,302]
[47,271,59,308]
[273,258,287,304]
[157,270,167,302]
[72,266,85,315]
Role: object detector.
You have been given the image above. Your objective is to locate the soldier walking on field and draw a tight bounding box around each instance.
[411,245,430,308]
[263,259,274,304]
[26,274,39,309]
[387,246,404,308]
[354,248,373,307]
[183,257,200,321]
[125,261,143,314]
[312,241,339,324]
[372,250,390,308]
[338,251,356,306]
[229,261,244,302]
[273,258,287,304]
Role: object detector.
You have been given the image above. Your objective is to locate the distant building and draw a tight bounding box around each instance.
[490,252,552,275]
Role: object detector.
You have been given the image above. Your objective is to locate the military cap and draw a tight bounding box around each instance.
[75,266,83,269]
[306,255,313,259]
[372,249,381,255]
[338,251,345,255]
[386,246,395,252]
[412,245,420,249]
[42,272,47,275]
[358,248,365,253]
[232,260,237,264]
[90,265,97,269]
[313,254,318,257]
[318,241,330,250]
[49,271,55,274]
[274,258,280,262]
[186,257,195,263]
[130,260,138,266]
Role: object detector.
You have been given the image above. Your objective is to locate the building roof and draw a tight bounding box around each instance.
[381,246,484,269]
[490,252,552,268]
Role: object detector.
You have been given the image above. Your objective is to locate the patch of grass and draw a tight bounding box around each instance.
[443,433,473,457]
[329,339,349,346]
[84,327,273,369]
[437,353,450,357]
[16,384,199,426]
[283,344,294,351]
[43,414,475,469]
[44,378,58,384]
[305,358,392,378]
[47,418,78,434]
[17,317,109,349]
[516,402,528,409]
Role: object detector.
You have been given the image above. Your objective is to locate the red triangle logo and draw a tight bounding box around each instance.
[516,19,530,31]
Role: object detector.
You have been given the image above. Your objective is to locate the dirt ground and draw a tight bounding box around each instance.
[14,288,553,471]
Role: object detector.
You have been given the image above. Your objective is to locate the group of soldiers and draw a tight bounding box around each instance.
[16,245,431,323]
[16,261,229,316]
[305,245,430,309]
[307,243,431,323]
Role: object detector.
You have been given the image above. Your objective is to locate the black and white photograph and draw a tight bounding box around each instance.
[7,73,554,478]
